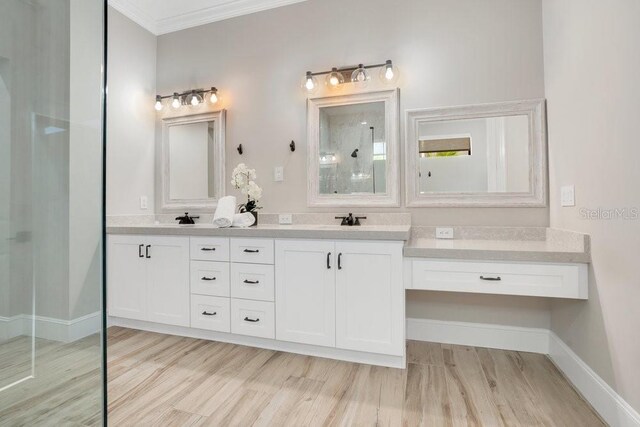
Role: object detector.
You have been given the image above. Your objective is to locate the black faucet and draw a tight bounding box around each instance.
[175,212,199,225]
[335,213,367,226]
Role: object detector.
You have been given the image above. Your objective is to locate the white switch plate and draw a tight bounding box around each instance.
[436,227,454,239]
[561,185,575,207]
[140,196,148,210]
[274,166,284,182]
[279,214,293,225]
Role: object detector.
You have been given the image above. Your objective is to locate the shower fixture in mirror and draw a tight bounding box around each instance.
[307,89,399,207]
[161,110,226,210]
[405,99,547,207]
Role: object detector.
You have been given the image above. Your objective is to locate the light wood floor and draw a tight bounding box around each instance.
[107,327,605,426]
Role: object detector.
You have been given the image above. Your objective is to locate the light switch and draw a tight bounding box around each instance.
[274,166,284,182]
[140,196,148,210]
[561,185,575,207]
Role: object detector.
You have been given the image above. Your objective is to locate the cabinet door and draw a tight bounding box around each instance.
[275,240,335,347]
[335,241,404,356]
[146,236,190,327]
[107,235,147,321]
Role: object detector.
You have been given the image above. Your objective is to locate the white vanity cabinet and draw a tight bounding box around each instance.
[275,239,404,357]
[107,235,190,327]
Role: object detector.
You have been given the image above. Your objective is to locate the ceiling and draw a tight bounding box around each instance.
[108,0,308,35]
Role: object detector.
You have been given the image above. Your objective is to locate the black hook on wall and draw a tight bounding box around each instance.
[289,140,296,152]
[237,144,243,155]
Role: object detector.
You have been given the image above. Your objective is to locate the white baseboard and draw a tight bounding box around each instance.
[0,312,101,343]
[406,317,550,354]
[407,317,640,427]
[549,332,640,427]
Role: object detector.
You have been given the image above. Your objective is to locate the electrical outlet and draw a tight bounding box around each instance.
[436,227,454,239]
[561,185,575,207]
[274,166,284,182]
[140,196,148,210]
[279,214,293,225]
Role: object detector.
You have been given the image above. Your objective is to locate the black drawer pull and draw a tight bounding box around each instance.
[338,253,342,270]
[201,247,216,251]
[138,244,144,258]
[201,276,216,281]
[244,316,260,323]
[480,275,501,281]
[145,245,151,259]
[243,249,260,253]
[327,252,332,269]
[202,311,217,316]
[243,279,260,284]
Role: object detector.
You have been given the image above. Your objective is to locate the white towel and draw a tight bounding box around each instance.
[232,212,256,228]
[212,195,236,228]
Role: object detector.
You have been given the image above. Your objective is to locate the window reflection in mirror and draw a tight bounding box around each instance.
[319,102,387,195]
[168,120,217,200]
[418,115,530,194]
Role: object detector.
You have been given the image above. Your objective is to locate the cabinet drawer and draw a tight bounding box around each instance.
[190,237,230,262]
[410,259,588,299]
[230,238,274,264]
[231,299,275,339]
[231,263,274,302]
[190,261,230,297]
[191,295,230,332]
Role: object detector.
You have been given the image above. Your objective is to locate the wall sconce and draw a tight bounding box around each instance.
[154,87,219,111]
[302,60,398,94]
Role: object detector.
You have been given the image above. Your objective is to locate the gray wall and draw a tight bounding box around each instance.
[543,0,640,412]
[153,0,548,227]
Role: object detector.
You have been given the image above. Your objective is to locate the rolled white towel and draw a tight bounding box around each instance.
[213,195,236,228]
[232,212,256,228]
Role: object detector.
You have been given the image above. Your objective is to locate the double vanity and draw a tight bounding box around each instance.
[107,221,589,368]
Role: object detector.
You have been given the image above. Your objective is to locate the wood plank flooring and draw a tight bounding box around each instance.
[107,327,606,426]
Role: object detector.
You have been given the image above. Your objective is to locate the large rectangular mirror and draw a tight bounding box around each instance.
[405,99,546,207]
[161,110,226,210]
[307,90,399,207]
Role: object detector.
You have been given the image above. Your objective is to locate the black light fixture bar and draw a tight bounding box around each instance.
[156,87,217,100]
[307,60,392,77]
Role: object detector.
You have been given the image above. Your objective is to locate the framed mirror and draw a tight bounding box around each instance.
[405,99,547,207]
[307,89,399,207]
[161,110,226,210]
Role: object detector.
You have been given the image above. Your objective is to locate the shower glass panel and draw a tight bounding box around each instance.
[0,0,105,425]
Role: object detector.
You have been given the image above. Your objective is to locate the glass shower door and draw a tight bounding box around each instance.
[0,0,105,425]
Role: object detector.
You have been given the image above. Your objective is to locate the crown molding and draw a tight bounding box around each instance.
[108,0,308,36]
[108,0,158,34]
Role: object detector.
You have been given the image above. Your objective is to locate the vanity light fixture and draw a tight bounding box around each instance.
[154,87,220,111]
[302,60,398,93]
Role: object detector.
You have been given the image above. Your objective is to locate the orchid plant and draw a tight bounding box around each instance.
[231,163,263,213]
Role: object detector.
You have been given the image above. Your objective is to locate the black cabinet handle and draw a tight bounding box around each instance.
[327,252,332,269]
[243,249,260,253]
[244,316,260,323]
[338,253,342,270]
[201,277,216,281]
[138,244,144,258]
[202,311,217,316]
[480,275,501,281]
[243,279,260,284]
[145,245,151,259]
[201,247,216,252]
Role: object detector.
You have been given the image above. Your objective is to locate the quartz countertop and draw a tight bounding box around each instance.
[403,237,591,263]
[106,223,412,241]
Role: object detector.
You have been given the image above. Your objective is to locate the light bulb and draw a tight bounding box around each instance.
[154,95,163,111]
[351,64,370,88]
[191,96,200,106]
[171,93,181,109]
[302,71,318,94]
[187,90,203,107]
[379,60,399,84]
[326,68,344,88]
[209,87,218,104]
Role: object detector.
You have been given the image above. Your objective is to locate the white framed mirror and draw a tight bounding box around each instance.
[307,89,399,207]
[405,99,547,207]
[161,110,226,210]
